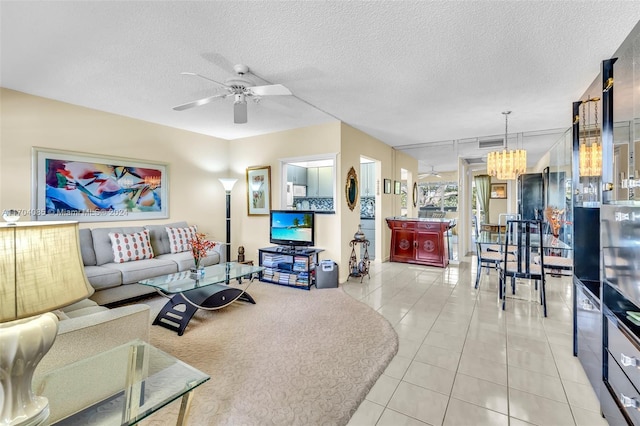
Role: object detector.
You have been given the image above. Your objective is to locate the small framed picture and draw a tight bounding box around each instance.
[394,180,401,195]
[246,165,271,215]
[490,183,507,199]
[383,178,392,194]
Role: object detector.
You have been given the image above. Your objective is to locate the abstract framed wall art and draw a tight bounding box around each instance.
[32,148,169,222]
[246,165,271,215]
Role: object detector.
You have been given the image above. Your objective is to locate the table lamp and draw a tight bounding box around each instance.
[0,221,91,426]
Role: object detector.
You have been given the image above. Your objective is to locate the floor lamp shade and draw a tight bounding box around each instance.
[1,221,91,425]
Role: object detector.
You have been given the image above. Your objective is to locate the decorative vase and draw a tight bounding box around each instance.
[190,259,205,278]
[354,225,365,241]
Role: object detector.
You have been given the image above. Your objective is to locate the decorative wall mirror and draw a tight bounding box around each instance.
[412,182,418,208]
[346,166,359,211]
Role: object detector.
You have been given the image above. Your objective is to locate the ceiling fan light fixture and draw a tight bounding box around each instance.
[173,64,292,124]
[234,95,247,124]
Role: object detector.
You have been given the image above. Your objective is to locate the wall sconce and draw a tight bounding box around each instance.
[578,97,602,177]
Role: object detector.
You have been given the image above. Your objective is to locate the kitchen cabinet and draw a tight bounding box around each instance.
[286,165,307,185]
[360,218,375,260]
[360,163,375,196]
[307,166,333,197]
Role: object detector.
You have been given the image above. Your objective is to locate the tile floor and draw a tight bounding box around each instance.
[342,255,608,426]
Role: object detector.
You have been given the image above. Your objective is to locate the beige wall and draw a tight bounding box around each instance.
[340,124,417,270]
[0,88,230,240]
[2,89,416,282]
[229,122,342,267]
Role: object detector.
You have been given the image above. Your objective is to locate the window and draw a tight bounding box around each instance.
[418,181,458,212]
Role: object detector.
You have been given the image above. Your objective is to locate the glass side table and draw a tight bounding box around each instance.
[33,340,209,425]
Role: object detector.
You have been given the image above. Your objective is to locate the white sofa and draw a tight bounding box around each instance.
[37,298,151,376]
[80,221,225,305]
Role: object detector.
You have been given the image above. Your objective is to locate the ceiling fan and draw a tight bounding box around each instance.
[419,166,442,179]
[172,64,292,124]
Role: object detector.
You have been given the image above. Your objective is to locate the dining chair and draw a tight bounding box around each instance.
[543,253,573,275]
[474,216,513,289]
[486,213,520,254]
[499,219,548,316]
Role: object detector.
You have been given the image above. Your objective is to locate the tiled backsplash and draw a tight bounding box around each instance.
[293,197,334,211]
[361,197,375,218]
[291,196,375,216]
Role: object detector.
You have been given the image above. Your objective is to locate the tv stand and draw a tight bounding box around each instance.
[258,246,324,290]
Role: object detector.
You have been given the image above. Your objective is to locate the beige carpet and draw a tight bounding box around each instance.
[140,281,398,426]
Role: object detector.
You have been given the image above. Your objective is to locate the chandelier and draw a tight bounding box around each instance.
[579,97,602,177]
[487,111,527,180]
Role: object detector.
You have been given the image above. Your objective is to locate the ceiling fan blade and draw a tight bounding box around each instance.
[172,93,227,111]
[234,101,247,124]
[249,84,292,96]
[180,72,228,88]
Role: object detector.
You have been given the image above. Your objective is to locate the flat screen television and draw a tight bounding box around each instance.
[269,210,315,248]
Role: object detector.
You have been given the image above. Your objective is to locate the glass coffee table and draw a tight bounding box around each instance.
[34,340,209,425]
[139,262,264,336]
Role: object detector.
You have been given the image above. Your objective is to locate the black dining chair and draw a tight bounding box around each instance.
[474,216,513,290]
[499,219,548,316]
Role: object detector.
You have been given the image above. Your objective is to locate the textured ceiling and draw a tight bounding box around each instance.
[1,1,639,173]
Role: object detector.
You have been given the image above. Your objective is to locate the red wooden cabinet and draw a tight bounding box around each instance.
[386,218,450,268]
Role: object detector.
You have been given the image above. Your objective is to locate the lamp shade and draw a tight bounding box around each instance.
[0,221,91,322]
[219,178,238,192]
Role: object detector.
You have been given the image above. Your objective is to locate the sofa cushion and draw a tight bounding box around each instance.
[108,230,155,263]
[166,225,198,253]
[59,298,108,318]
[79,228,97,266]
[63,305,109,318]
[156,250,221,272]
[84,265,122,291]
[92,226,145,265]
[101,258,177,284]
[145,221,189,256]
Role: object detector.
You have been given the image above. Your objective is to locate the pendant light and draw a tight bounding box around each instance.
[579,97,602,177]
[487,111,527,180]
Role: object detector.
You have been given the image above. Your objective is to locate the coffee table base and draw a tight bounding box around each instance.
[153,285,256,336]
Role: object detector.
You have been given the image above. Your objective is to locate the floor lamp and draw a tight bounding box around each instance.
[218,178,237,262]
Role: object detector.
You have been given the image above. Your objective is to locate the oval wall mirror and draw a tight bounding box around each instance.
[412,182,418,208]
[346,166,359,211]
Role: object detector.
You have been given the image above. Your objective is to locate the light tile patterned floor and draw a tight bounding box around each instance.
[342,255,608,426]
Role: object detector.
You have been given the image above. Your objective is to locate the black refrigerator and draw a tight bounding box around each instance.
[517,173,544,221]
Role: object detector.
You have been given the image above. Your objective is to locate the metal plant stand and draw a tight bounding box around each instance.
[348,239,370,282]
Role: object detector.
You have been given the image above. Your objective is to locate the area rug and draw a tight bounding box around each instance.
[141,281,398,426]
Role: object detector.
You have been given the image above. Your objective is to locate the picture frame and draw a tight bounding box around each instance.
[31,147,168,222]
[394,180,401,195]
[246,165,271,215]
[490,183,507,199]
[383,178,391,194]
